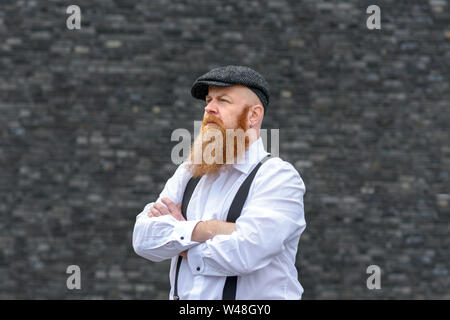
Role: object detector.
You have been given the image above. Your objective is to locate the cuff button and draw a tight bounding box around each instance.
[196,267,200,271]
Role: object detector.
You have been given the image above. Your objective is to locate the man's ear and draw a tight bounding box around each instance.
[249,104,264,127]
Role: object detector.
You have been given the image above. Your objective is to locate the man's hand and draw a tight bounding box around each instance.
[179,250,188,259]
[148,200,236,258]
[148,197,185,221]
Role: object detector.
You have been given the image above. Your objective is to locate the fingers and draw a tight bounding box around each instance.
[147,202,170,218]
[148,206,160,217]
[147,206,157,217]
[153,202,170,215]
[163,198,186,221]
[162,198,178,213]
[179,250,188,259]
[147,198,185,221]
[174,213,186,222]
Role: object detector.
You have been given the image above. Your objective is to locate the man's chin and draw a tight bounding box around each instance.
[187,162,228,178]
[204,123,220,128]
[186,129,252,177]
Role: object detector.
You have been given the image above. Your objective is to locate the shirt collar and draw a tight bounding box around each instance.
[232,137,269,174]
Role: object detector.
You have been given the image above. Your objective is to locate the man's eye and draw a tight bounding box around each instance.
[220,98,229,103]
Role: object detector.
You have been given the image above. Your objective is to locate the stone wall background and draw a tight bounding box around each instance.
[0,0,449,299]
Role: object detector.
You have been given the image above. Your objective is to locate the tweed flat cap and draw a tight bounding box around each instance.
[191,65,270,111]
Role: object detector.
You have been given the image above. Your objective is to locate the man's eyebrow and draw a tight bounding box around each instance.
[206,93,232,100]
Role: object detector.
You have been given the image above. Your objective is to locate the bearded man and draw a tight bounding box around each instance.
[133,65,307,300]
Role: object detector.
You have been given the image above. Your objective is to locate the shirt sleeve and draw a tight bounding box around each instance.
[186,159,307,276]
[132,163,202,262]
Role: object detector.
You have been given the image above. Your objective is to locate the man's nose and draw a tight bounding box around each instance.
[204,101,218,114]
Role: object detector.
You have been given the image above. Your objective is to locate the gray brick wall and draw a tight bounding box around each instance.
[0,0,448,299]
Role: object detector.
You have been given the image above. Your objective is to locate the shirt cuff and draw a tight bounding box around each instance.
[187,242,207,274]
[173,220,202,246]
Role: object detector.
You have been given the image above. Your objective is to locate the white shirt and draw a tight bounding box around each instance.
[132,137,307,299]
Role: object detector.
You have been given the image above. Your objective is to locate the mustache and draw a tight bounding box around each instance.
[201,115,225,129]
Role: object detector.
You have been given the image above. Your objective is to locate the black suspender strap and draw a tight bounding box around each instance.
[225,154,272,224]
[181,177,201,220]
[222,154,272,300]
[173,176,200,300]
[173,256,183,300]
[173,154,272,300]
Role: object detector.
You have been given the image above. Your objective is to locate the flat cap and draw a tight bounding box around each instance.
[191,65,270,111]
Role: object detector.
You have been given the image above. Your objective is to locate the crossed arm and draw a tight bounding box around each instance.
[134,160,306,277]
[149,197,236,258]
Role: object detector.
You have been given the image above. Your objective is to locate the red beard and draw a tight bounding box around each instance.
[187,105,254,177]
